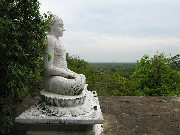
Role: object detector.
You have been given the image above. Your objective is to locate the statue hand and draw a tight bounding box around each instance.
[67,72,77,79]
[79,74,86,84]
[67,75,73,79]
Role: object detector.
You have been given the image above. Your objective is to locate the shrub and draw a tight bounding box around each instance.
[0,0,50,134]
[131,54,180,96]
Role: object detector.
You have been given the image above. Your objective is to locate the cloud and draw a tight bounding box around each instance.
[62,31,180,62]
[39,0,180,37]
[39,0,180,62]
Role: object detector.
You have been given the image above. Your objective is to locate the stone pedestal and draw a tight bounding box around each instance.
[15,86,103,135]
[14,123,102,135]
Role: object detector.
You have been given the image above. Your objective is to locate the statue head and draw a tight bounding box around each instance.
[48,15,65,37]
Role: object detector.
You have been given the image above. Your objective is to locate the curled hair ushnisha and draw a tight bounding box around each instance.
[48,15,63,31]
[50,15,63,25]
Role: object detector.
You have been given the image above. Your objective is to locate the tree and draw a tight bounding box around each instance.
[0,0,50,134]
[67,54,134,96]
[168,54,180,71]
[131,54,180,96]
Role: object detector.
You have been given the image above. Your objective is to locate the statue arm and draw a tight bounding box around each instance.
[46,66,75,79]
[67,68,86,83]
[66,69,78,76]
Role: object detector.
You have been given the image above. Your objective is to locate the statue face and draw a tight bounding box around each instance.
[51,19,65,37]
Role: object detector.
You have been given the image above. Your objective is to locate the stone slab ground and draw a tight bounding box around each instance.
[10,96,180,135]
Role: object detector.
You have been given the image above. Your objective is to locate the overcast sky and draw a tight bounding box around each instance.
[39,0,180,62]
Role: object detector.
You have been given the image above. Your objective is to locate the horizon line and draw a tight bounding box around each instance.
[88,62,137,63]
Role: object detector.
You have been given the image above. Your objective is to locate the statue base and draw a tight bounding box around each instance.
[15,88,103,135]
[14,123,103,135]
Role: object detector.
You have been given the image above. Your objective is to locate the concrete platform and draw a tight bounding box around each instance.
[15,90,103,135]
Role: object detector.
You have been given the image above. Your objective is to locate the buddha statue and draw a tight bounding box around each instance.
[44,15,86,96]
[16,16,103,134]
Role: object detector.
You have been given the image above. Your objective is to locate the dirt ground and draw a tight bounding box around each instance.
[13,96,180,135]
[99,96,180,135]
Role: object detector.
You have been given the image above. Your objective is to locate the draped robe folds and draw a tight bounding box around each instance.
[44,35,86,95]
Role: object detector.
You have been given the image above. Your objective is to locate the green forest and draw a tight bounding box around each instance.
[67,54,180,97]
[0,0,180,134]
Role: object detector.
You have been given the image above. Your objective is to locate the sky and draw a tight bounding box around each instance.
[39,0,180,62]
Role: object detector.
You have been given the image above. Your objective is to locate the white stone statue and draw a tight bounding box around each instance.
[44,15,86,96]
[16,15,104,135]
